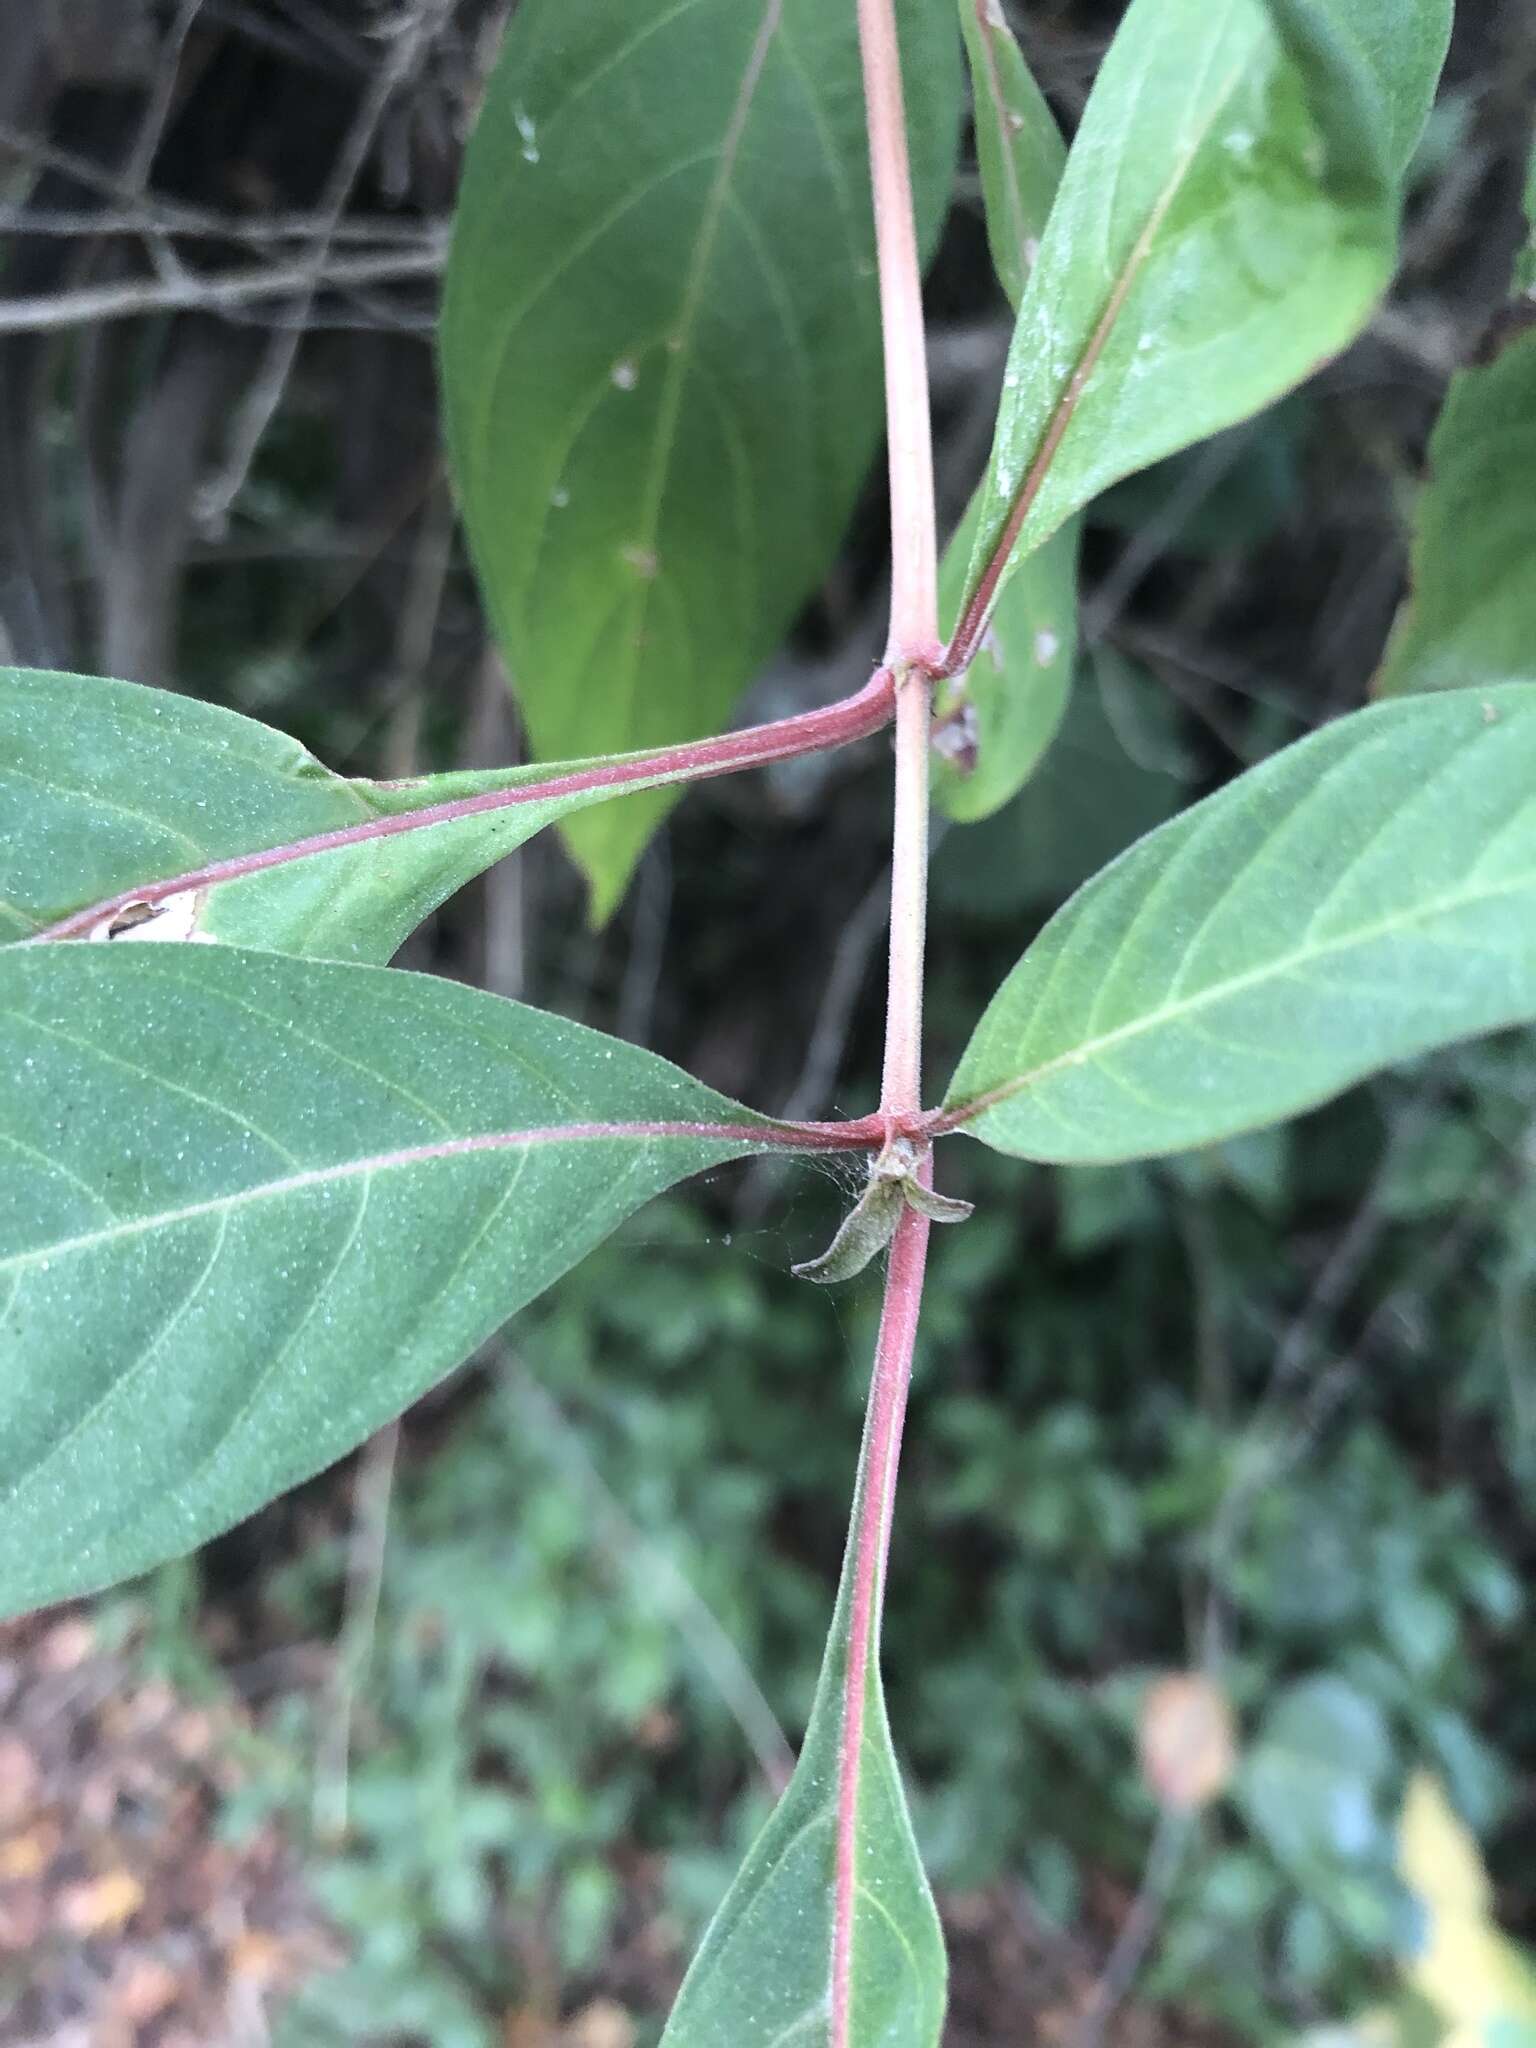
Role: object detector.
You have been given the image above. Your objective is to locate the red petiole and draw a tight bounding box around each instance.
[32,667,897,945]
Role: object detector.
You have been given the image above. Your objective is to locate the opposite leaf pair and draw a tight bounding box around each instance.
[2,0,1520,2043]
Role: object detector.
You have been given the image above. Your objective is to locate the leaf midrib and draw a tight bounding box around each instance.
[963,27,1247,650]
[953,860,1536,1124]
[0,1123,755,1278]
[610,0,783,757]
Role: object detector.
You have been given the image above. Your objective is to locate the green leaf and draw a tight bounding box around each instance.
[936,4,1076,821]
[1239,1676,1401,1957]
[956,0,1064,308]
[933,496,1078,823]
[946,682,1536,1163]
[1377,125,1536,700]
[1260,0,1452,191]
[0,669,704,962]
[955,0,1450,640]
[661,1404,943,2046]
[0,943,780,1616]
[1240,1675,1392,1877]
[792,1174,906,1284]
[1377,326,1536,699]
[441,0,960,919]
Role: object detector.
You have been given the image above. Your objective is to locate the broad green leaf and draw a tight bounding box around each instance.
[441,0,960,919]
[956,0,1450,643]
[0,669,709,962]
[1377,133,1536,700]
[936,4,1075,821]
[0,944,782,1616]
[661,1394,943,2046]
[946,683,1536,1163]
[956,0,1064,308]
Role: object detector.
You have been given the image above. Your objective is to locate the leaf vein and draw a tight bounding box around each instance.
[5,1211,230,1511]
[152,1177,376,1524]
[969,866,1536,1122]
[0,1127,119,1218]
[1,1005,303,1171]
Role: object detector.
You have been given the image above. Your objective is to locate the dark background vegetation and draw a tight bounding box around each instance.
[1,1,1534,2043]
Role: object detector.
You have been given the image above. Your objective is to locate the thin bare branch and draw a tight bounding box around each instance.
[195,0,452,529]
[0,243,445,334]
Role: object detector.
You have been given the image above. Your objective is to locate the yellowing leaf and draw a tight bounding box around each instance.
[1398,1773,1536,2035]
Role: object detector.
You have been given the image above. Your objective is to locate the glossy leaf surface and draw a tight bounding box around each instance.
[0,670,696,962]
[442,0,960,917]
[948,683,1536,1162]
[955,0,1450,646]
[0,945,777,1616]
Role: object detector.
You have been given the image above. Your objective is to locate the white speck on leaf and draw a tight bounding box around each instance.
[611,359,638,391]
[87,890,213,944]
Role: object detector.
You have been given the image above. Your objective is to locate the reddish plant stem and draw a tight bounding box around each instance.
[33,669,896,943]
[857,0,939,667]
[828,4,940,2043]
[830,1192,931,2046]
[855,0,936,1128]
[879,670,930,1119]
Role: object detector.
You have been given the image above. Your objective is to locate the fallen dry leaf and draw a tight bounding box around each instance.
[566,1997,635,2048]
[1138,1671,1237,1813]
[111,1954,181,2024]
[0,1734,40,1824]
[0,1820,56,1880]
[38,1618,95,1672]
[59,1870,146,1937]
[229,1928,289,1985]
